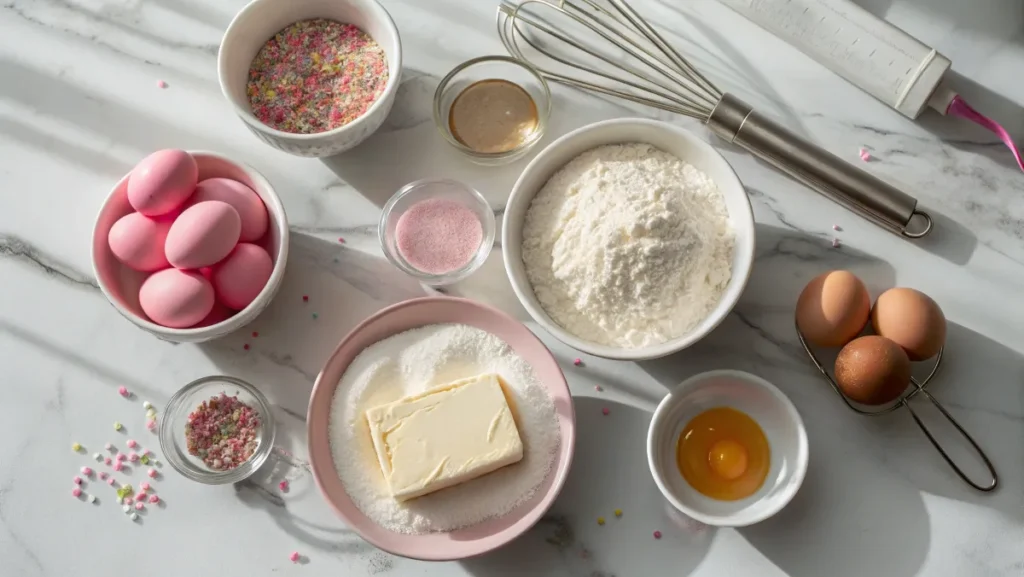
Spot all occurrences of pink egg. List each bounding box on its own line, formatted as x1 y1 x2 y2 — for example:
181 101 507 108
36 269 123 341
212 243 273 310
139 269 214 328
190 178 268 242
165 201 241 269
192 301 233 328
107 212 173 272
127 150 198 216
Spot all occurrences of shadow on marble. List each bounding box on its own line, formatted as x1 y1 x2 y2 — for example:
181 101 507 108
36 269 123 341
320 69 625 211
462 396 713 577
910 207 978 266
854 0 1024 36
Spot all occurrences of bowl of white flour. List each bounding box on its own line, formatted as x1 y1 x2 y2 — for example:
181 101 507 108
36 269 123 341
503 118 755 360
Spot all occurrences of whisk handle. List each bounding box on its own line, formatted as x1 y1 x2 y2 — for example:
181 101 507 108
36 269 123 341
706 93 931 238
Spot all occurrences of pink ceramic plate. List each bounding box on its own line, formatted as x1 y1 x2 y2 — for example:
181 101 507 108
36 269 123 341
307 297 576 561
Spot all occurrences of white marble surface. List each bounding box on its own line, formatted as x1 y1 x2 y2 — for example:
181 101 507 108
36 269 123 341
2 0 1023 575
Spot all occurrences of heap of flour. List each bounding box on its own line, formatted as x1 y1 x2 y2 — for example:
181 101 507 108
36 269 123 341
522 143 735 348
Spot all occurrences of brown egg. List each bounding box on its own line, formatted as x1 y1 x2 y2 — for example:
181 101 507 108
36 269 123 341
871 288 946 361
834 335 912 405
795 271 871 347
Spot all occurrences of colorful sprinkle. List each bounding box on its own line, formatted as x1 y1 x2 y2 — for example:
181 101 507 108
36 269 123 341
80 467 92 476
832 224 842 231
116 485 133 500
602 408 610 416
88 494 97 503
116 453 126 462
143 401 153 410
312 312 318 320
72 488 82 498
127 440 138 449
859 148 872 162
104 457 112 466
118 386 129 397
93 452 102 461
135 501 144 511
337 237 346 244
597 517 605 525
113 421 122 431
123 504 132 513
246 19 390 134
129 453 139 462
185 393 261 471
302 295 309 302
123 497 133 505
140 482 152 492
140 454 151 465
614 509 622 517
290 552 300 563
73 476 82 485
72 442 82 452
832 238 842 248
243 343 251 351
252 331 259 338
105 443 113 451
147 419 157 431
156 80 168 89
653 530 662 539
149 495 160 504
148 469 157 478
147 408 157 419
573 358 582 366
107 477 116 486
595 385 603 392
279 480 289 492
130 512 139 521
99 472 108 480
113 462 123 472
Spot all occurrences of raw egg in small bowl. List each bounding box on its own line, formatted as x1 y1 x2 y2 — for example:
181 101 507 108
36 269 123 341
92 151 289 343
647 370 808 527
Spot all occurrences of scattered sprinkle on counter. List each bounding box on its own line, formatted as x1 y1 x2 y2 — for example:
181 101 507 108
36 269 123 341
312 313 319 320
81 467 92 476
149 494 160 504
88 494 97 503
113 421 122 431
302 295 309 302
279 480 289 492
107 477 115 486
104 457 112 465
93 452 102 461
859 148 872 162
832 238 842 248
185 392 261 471
337 237 346 244
573 358 582 366
595 385 603 392
99 472 108 480
72 488 82 498
72 442 82 452
290 552 301 563
141 482 152 492
246 19 389 134
116 453 126 462
597 517 606 526
157 80 168 89
119 386 129 397
243 344 251 351
252 331 259 338
614 509 622 517
832 224 842 231
146 419 157 431
148 468 158 478
73 476 83 485
602 408 610 416
127 439 137 449
653 530 662 539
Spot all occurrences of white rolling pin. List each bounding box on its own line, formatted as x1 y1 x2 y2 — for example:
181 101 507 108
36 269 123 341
718 0 1023 171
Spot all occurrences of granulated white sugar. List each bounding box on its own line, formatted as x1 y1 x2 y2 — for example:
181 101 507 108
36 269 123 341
328 323 560 534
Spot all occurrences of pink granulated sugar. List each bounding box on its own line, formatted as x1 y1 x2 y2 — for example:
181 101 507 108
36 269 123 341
395 198 483 275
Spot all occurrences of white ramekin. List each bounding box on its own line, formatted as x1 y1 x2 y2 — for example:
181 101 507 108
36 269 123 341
218 0 403 157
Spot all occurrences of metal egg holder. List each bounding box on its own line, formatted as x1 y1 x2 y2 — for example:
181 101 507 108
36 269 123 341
795 324 998 491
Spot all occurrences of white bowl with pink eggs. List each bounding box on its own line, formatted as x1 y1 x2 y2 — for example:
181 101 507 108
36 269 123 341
92 150 289 343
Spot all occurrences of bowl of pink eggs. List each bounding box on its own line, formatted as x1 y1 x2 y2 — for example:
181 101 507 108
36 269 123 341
92 149 289 342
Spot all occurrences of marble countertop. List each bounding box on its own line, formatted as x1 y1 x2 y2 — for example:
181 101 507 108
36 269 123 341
2 0 1023 575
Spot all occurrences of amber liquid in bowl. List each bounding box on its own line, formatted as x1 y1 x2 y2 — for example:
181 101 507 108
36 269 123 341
448 79 539 154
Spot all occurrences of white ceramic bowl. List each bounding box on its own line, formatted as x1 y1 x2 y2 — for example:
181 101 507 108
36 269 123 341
92 151 289 343
647 370 808 527
502 118 756 360
218 0 402 157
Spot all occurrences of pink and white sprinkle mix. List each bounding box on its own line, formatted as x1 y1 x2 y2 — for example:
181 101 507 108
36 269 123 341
290 552 300 563
573 358 582 366
653 530 662 539
72 488 82 498
832 238 842 248
129 453 139 462
80 467 92 476
118 386 129 397
156 80 168 89
113 462 123 472
246 19 389 134
99 472 108 480
107 478 116 486
859 148 872 162
127 440 137 449
141 482 151 491
148 469 158 478
185 393 260 471
73 476 82 485
135 502 145 511
149 495 160 504
104 457 112 466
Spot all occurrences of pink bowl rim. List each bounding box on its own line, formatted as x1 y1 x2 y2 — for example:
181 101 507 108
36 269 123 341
306 296 576 560
90 149 289 337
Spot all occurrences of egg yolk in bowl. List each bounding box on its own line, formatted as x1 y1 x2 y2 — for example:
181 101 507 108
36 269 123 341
676 407 770 501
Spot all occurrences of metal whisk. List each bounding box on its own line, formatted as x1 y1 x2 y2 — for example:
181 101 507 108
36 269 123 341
497 0 933 238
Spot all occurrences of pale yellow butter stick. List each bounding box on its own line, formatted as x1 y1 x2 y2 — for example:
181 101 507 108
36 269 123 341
365 373 524 502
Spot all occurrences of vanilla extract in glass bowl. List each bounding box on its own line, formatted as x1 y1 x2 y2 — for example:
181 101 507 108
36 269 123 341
434 56 550 165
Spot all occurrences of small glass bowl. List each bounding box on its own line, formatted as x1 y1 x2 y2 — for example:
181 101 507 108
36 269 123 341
159 375 276 484
379 178 496 286
433 55 551 166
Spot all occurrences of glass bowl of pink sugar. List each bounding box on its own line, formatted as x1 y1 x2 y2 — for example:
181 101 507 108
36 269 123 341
379 178 495 286
159 375 276 484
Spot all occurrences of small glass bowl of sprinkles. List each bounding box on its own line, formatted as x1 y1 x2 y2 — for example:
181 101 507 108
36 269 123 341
433 55 551 165
379 178 496 286
159 375 276 484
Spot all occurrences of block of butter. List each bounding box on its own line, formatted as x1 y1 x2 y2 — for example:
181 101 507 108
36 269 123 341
365 373 524 501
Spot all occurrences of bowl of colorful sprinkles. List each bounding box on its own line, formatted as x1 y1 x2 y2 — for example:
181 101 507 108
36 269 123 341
218 0 402 157
159 375 276 484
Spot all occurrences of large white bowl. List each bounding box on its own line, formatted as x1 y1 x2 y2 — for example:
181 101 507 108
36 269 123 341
647 370 808 527
92 151 289 343
502 118 755 360
218 0 402 158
